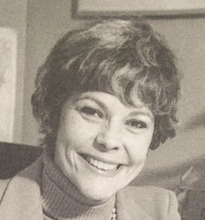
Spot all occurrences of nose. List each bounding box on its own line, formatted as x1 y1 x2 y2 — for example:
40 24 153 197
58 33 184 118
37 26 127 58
95 122 122 152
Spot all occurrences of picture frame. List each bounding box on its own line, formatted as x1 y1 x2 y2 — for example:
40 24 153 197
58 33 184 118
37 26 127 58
72 0 205 19
0 28 17 143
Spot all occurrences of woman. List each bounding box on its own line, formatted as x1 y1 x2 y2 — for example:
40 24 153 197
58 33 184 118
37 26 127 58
0 19 181 219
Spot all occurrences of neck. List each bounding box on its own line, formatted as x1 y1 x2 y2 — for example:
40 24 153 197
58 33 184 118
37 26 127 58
42 150 116 220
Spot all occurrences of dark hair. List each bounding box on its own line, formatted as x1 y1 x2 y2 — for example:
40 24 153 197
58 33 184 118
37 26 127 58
32 19 181 150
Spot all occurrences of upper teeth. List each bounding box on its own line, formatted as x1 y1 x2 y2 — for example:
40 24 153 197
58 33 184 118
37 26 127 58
88 157 118 171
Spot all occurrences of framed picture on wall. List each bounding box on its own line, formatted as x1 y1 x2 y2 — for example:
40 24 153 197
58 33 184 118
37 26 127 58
72 0 205 18
0 28 17 143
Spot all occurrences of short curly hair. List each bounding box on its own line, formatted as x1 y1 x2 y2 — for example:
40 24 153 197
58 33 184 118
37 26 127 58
32 19 181 150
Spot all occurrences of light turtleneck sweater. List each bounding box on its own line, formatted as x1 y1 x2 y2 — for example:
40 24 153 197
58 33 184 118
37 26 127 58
42 151 116 220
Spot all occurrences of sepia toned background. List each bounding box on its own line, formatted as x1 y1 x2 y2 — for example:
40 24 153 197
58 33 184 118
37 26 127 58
0 0 205 189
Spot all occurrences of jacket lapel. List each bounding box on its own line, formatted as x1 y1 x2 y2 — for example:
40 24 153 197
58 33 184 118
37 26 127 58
116 189 153 220
0 157 44 220
0 156 154 220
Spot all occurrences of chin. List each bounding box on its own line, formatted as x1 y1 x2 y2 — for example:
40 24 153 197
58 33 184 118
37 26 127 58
80 186 116 203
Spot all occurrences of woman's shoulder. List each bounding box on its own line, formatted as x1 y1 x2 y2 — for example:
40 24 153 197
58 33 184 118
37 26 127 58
0 156 43 201
118 185 180 219
122 185 174 197
0 178 10 200
120 185 177 204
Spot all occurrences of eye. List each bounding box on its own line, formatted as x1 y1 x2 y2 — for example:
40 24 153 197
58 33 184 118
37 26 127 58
126 119 147 131
80 106 103 119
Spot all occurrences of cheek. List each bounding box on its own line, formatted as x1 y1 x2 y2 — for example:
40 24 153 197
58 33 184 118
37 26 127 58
59 113 100 149
130 146 148 164
126 134 152 165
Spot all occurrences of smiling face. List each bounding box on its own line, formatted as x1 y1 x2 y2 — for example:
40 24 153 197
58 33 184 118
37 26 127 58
54 91 154 202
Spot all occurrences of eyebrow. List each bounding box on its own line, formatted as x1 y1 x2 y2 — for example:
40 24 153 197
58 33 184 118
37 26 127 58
77 95 108 111
77 95 154 122
128 111 154 122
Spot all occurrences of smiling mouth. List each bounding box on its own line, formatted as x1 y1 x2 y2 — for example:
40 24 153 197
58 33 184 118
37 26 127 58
80 154 120 172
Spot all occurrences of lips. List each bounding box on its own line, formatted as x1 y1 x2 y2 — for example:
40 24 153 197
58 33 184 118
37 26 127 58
80 154 119 171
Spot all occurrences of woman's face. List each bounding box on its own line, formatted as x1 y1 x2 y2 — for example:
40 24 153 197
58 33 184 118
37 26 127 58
54 91 154 202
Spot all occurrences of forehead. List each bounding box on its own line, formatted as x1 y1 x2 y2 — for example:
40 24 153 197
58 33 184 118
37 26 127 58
109 72 147 109
90 66 141 105
72 63 153 112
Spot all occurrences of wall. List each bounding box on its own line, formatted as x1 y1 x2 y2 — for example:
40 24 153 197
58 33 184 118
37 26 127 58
140 18 205 188
23 0 205 186
0 0 28 143
23 0 86 145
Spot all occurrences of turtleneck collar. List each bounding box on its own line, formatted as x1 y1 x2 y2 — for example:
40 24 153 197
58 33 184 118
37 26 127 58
42 150 116 220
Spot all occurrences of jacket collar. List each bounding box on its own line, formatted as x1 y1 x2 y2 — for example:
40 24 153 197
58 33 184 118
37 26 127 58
116 189 153 220
0 156 153 220
0 156 43 220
